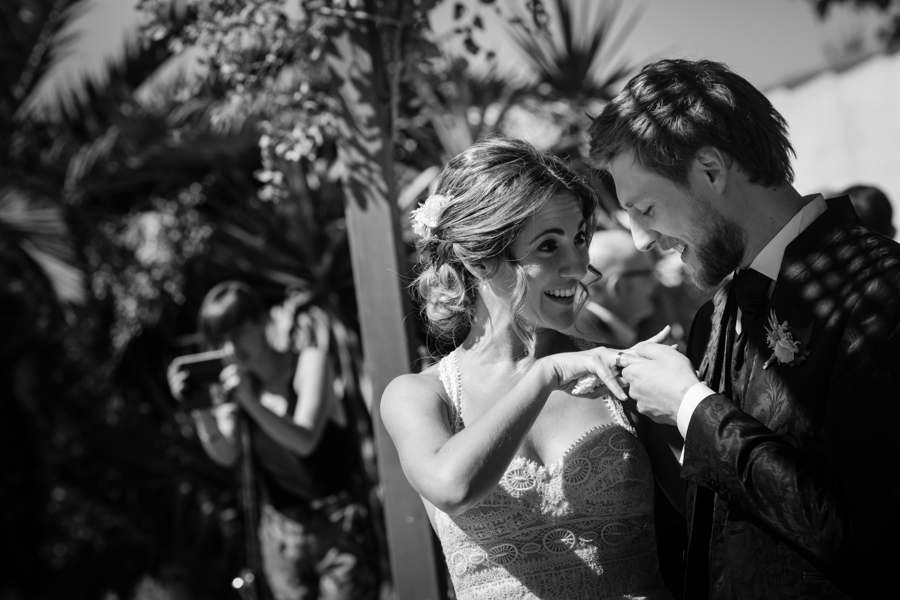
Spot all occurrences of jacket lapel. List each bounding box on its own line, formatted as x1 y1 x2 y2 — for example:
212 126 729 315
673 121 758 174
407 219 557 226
697 284 736 396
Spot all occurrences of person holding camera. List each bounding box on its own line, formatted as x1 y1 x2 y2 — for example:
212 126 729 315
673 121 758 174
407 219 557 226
168 281 377 600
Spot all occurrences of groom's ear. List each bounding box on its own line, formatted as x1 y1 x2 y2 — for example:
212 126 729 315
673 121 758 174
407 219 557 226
693 147 731 194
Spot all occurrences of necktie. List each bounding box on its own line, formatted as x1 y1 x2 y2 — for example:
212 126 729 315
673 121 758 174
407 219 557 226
732 268 771 328
730 268 772 370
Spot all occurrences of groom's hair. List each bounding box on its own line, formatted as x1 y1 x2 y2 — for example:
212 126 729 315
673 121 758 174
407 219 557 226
587 59 795 189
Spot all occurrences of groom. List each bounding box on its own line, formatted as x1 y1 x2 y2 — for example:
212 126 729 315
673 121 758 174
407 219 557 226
588 59 900 599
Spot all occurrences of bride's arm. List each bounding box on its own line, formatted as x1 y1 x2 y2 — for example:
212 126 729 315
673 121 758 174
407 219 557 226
381 350 625 515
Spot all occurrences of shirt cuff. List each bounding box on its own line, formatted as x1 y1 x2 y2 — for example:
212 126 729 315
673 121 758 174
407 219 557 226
677 382 715 439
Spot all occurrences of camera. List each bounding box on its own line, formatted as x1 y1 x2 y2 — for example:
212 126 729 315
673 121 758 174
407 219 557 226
171 349 230 385
169 349 231 409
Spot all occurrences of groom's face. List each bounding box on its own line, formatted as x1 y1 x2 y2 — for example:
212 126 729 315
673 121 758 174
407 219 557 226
608 150 746 292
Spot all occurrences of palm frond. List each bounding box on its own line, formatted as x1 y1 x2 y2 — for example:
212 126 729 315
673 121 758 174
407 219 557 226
4 12 191 205
52 29 179 143
0 0 89 128
504 0 644 101
17 238 86 304
64 118 259 216
0 186 85 304
402 56 524 163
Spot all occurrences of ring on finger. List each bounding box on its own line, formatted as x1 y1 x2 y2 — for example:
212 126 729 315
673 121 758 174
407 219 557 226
615 351 624 370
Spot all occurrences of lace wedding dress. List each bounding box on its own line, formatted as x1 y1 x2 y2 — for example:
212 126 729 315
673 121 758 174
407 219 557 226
434 350 671 600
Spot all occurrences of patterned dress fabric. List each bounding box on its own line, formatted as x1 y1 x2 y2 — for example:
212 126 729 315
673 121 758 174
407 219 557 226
434 350 671 600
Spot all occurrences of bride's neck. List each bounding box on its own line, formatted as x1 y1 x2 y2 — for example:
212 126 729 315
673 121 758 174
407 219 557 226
461 302 556 366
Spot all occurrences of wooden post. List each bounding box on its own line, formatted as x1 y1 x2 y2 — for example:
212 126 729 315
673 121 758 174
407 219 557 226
324 14 442 600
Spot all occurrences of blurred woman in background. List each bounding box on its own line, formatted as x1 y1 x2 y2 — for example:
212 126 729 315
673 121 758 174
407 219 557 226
168 282 377 600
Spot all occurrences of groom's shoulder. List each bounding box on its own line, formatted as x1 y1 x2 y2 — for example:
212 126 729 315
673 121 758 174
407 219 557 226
830 225 900 348
843 223 900 286
814 213 900 284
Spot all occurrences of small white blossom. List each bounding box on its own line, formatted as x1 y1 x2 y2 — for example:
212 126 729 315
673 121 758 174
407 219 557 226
410 194 449 239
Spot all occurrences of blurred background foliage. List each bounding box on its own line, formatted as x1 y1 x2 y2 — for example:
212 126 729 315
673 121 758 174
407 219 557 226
0 0 777 598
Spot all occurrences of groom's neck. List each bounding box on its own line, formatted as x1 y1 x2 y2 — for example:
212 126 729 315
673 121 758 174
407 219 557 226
733 183 808 269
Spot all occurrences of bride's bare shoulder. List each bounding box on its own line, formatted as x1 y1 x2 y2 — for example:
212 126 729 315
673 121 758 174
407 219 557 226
382 359 448 407
381 360 455 432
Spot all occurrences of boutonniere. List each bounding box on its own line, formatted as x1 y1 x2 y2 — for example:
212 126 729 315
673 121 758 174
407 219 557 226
763 309 809 369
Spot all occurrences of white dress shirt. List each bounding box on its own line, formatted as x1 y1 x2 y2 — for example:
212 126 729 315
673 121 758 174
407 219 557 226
675 194 828 442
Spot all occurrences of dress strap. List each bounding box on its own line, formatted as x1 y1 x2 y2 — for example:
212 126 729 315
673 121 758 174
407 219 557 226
437 349 465 433
605 395 636 434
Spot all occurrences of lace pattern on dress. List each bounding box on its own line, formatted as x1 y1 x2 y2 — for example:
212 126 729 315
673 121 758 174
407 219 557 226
432 349 670 600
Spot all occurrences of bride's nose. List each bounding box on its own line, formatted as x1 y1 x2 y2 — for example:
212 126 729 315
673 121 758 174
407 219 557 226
560 244 588 279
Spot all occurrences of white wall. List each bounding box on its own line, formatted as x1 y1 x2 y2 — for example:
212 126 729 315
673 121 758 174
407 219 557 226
766 53 900 239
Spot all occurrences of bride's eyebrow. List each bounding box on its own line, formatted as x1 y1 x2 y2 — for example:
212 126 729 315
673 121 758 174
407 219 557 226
528 227 564 244
527 219 586 245
528 219 587 246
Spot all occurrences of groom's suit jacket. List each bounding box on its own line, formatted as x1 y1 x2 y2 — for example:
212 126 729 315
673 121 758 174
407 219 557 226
683 197 900 599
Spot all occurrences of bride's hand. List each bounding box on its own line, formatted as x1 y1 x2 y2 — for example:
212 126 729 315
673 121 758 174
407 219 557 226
542 346 630 401
544 327 674 401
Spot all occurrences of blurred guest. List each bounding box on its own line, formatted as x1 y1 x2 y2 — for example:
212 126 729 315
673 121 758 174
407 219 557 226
168 282 377 600
841 184 896 238
568 228 659 346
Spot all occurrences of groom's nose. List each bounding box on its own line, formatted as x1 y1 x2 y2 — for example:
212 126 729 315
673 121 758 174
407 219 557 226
629 217 657 252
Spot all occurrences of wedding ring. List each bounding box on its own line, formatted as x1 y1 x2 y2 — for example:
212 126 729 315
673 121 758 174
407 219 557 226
615 351 624 370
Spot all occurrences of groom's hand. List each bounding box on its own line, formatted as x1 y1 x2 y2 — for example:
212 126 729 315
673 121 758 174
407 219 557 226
618 343 700 426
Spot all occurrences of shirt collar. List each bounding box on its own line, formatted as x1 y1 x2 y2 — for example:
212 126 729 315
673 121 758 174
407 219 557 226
748 194 827 281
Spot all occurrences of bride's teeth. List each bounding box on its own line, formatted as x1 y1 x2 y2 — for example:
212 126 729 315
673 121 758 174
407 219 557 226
546 287 575 298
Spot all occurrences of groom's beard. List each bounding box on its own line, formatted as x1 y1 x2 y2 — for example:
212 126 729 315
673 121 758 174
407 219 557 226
689 210 746 293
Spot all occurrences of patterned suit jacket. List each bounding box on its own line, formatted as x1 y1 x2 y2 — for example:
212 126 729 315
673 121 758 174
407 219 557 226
683 197 900 599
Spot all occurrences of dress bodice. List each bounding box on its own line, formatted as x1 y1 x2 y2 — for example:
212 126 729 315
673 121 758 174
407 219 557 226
434 350 670 600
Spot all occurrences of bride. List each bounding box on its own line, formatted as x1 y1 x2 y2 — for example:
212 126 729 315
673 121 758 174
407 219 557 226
381 135 680 599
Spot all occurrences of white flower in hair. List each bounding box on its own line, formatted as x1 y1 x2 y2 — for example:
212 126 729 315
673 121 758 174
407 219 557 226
410 194 448 238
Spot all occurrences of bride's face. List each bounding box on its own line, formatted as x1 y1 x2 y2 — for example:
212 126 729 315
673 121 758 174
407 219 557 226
491 194 589 333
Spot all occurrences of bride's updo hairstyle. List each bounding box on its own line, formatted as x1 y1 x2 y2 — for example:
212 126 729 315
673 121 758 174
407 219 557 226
411 135 598 351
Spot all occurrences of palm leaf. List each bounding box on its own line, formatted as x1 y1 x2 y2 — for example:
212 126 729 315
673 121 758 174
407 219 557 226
4 11 193 215
51 29 179 144
504 0 644 101
0 0 89 128
70 123 259 212
0 186 85 304
400 52 526 165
